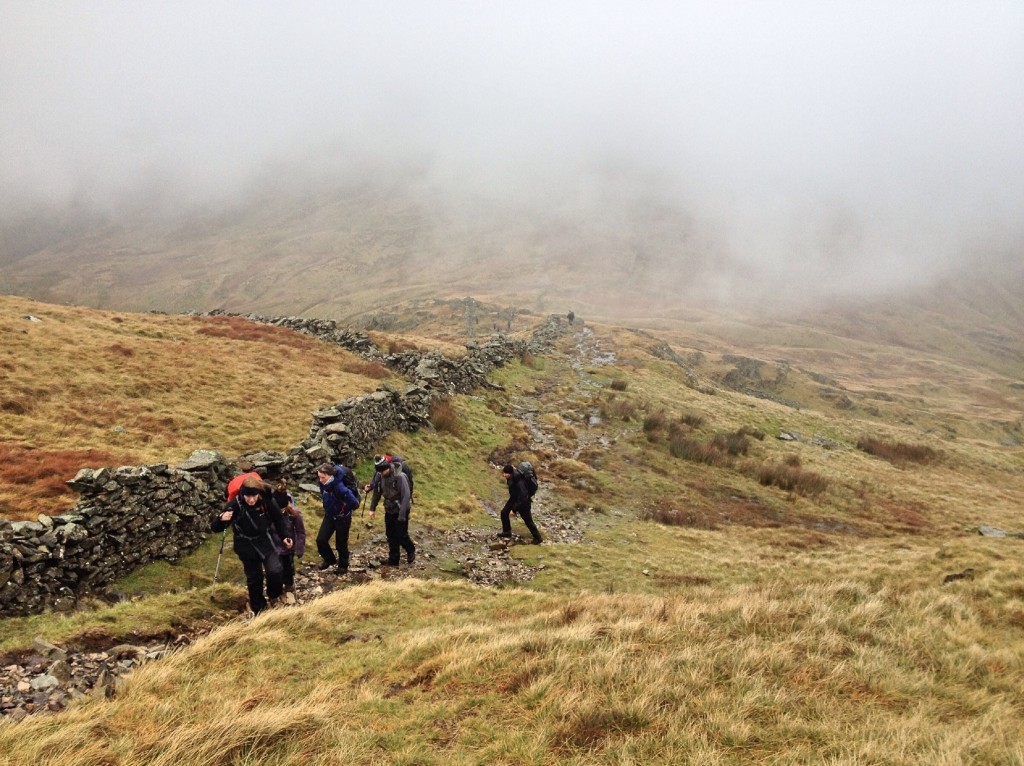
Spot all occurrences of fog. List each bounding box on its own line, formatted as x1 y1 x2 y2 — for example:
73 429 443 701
2 1 1022 302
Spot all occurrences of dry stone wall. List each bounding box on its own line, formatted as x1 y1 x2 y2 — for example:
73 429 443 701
0 314 570 615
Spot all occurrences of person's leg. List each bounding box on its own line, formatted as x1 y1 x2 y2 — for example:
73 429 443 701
241 557 267 614
280 553 295 591
336 515 352 571
264 551 284 600
519 506 543 543
499 506 512 536
316 515 338 567
383 514 401 565
397 518 416 563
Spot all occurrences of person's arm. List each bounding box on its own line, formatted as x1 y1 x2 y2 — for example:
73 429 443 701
397 474 411 522
211 501 234 532
267 497 293 549
369 478 382 513
341 483 359 512
510 478 529 514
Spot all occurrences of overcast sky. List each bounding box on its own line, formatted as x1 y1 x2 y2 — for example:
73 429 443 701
2 1 1022 290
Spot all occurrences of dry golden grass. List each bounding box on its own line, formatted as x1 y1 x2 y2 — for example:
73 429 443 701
1 577 1022 765
2 299 1023 764
0 296 391 519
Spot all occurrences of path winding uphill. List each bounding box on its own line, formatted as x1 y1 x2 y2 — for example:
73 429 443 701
294 321 619 598
1 323 622 719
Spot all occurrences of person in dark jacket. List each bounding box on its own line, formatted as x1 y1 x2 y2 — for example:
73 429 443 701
368 455 416 566
499 464 542 544
315 463 360 574
271 480 306 604
211 477 292 615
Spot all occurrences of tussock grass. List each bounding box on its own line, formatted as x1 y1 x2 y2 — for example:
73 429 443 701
2 578 1023 765
755 460 830 496
857 435 941 466
428 399 461 436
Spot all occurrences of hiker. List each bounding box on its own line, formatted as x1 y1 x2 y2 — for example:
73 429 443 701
567 310 575 323
272 480 306 604
315 463 360 574
211 476 292 615
498 464 543 544
368 455 416 566
364 453 415 499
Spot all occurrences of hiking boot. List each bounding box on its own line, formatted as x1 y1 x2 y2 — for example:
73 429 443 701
379 558 399 567
407 551 416 565
496 532 512 539
531 538 543 545
318 561 334 571
336 565 349 575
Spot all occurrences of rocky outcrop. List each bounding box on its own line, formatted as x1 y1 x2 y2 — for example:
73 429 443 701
0 314 572 616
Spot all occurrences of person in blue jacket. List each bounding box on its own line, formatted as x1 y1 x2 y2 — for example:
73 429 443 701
315 463 360 574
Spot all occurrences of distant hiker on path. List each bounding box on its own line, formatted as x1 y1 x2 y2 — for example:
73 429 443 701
272 480 306 604
567 311 575 323
315 463 360 574
498 464 543 544
211 477 292 615
368 455 416 566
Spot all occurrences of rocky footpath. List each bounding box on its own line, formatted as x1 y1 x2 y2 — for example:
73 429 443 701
0 314 573 617
0 317 589 718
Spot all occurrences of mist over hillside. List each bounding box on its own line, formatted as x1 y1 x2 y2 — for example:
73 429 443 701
2 3 1022 327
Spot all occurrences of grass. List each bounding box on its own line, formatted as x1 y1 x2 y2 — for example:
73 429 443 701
857 435 942 466
1 575 1023 765
2 301 1024 763
0 296 394 520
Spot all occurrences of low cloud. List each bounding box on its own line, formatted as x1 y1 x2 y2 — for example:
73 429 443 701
2 1 1022 302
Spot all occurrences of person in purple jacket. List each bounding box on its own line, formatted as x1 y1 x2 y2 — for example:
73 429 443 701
315 463 360 574
272 480 306 604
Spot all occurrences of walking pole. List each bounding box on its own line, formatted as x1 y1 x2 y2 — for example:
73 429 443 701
212 529 228 592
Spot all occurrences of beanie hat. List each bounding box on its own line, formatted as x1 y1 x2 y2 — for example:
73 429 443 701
502 464 515 475
374 455 391 471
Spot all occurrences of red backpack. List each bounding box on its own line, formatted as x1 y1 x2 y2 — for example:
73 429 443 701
226 471 262 502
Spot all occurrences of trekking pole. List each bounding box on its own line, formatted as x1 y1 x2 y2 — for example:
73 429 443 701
212 529 228 590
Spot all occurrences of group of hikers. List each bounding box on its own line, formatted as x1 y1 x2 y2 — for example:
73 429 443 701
212 454 542 615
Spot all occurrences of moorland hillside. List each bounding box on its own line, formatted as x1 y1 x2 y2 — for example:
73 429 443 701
3 182 1022 359
0 290 1022 762
1 193 1023 761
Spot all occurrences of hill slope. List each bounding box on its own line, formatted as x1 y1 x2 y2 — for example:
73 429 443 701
0 299 1022 762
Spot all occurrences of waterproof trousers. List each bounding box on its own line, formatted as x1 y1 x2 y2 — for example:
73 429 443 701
316 514 351 570
241 552 283 615
384 513 416 565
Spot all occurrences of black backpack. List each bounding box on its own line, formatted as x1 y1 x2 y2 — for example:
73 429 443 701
517 461 538 497
334 465 361 504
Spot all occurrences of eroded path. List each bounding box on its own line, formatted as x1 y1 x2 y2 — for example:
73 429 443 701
1 323 622 719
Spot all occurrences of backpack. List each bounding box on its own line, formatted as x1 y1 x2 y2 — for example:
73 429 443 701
380 454 415 498
517 461 538 497
334 465 361 504
226 471 262 503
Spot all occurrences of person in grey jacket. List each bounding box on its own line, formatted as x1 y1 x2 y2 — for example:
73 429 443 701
368 455 416 566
